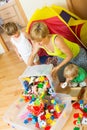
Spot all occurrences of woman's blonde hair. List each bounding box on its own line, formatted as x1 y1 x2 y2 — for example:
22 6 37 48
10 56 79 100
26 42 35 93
64 64 78 78
29 22 49 41
4 22 18 36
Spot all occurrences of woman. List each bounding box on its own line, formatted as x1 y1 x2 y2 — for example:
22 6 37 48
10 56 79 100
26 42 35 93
28 22 87 81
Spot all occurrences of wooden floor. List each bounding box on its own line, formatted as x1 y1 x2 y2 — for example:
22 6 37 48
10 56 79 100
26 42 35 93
0 51 26 130
0 51 86 130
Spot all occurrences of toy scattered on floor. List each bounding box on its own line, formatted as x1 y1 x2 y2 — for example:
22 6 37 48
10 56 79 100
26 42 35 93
73 127 80 130
73 100 87 129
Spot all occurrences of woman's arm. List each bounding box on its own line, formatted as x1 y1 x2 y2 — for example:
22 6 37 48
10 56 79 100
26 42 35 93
51 36 73 79
27 53 36 66
55 35 73 68
27 41 41 66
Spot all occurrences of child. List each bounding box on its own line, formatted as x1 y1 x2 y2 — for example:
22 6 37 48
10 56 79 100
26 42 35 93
61 64 87 88
28 22 87 81
4 22 39 65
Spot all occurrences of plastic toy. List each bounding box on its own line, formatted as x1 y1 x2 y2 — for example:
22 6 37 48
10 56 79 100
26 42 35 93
82 117 87 125
79 100 84 109
73 127 80 130
73 102 87 117
16 65 71 129
61 82 67 88
19 91 65 130
22 75 55 98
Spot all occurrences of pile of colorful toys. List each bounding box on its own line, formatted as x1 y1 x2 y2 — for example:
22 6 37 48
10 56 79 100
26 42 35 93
73 100 87 130
18 75 65 130
22 76 54 96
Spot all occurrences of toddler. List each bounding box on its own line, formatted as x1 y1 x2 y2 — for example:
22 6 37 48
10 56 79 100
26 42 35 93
61 64 87 88
4 22 39 65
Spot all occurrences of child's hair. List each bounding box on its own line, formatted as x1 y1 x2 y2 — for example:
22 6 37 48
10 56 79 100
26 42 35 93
64 64 78 78
4 22 18 36
29 22 49 42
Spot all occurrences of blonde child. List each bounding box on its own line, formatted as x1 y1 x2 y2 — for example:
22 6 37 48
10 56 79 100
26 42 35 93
4 22 39 65
61 64 87 88
28 22 87 81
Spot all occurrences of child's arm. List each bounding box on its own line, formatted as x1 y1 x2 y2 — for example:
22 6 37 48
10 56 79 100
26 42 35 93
12 44 22 60
23 32 30 40
22 32 40 65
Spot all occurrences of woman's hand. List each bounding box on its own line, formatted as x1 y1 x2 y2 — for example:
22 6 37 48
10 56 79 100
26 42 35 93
27 41 41 66
32 41 41 55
